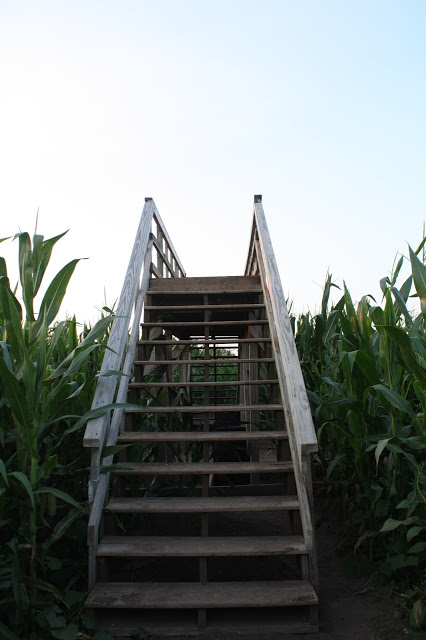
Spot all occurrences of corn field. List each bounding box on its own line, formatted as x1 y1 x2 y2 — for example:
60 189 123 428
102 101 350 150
0 231 425 638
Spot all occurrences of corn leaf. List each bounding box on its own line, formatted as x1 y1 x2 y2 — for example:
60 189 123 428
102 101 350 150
409 245 426 319
34 259 80 333
372 384 417 419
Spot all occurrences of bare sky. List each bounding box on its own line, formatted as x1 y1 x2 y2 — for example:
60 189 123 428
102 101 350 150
1 0 425 323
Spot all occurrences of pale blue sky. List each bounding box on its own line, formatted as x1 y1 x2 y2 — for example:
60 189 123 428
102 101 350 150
0 1 425 321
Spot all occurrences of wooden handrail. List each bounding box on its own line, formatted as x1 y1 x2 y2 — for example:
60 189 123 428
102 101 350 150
245 196 318 463
245 197 318 552
83 198 185 588
83 199 185 494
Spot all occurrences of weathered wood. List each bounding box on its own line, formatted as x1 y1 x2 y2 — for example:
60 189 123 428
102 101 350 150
97 535 306 557
145 303 265 311
124 403 282 413
134 358 275 365
142 319 268 327
90 610 318 636
111 461 293 475
138 337 271 345
250 202 317 459
128 379 278 388
153 209 185 277
255 237 314 550
118 430 288 442
148 275 261 293
83 200 156 450
86 580 318 609
106 495 299 513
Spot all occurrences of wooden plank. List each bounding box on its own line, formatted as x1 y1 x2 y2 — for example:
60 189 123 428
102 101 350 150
111 461 293 475
128 379 278 388
251 202 317 458
134 358 274 365
142 320 268 327
124 404 282 414
145 304 265 311
150 264 162 279
118 430 288 443
138 338 271 345
106 495 299 513
148 276 261 293
89 609 318 636
153 208 185 277
86 580 317 609
97 535 307 557
83 200 156 449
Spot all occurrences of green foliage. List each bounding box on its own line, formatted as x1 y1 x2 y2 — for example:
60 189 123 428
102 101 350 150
294 246 426 632
0 232 113 638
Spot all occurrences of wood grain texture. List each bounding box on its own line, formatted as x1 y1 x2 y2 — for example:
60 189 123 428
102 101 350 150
106 495 299 513
142 319 268 327
97 535 307 557
124 403 282 413
111 461 293 475
250 202 317 458
83 200 156 449
153 210 185 277
148 275 261 292
133 358 275 365
145 303 265 311
138 338 271 345
117 430 288 442
128 379 278 388
86 580 317 609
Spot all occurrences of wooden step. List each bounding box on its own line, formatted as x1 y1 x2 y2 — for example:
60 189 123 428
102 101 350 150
97 535 306 557
138 338 270 345
145 303 265 311
125 404 282 414
128 380 278 388
134 358 275 365
142 320 268 327
111 461 293 475
86 580 318 609
118 430 288 443
148 275 262 294
106 495 299 513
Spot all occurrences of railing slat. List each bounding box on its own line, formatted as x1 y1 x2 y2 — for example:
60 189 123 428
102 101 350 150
249 201 318 462
83 199 155 450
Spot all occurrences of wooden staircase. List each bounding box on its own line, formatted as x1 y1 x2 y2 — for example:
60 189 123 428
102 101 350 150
83 197 319 636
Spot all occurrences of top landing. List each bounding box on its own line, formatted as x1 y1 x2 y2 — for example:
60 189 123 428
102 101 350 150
148 275 262 294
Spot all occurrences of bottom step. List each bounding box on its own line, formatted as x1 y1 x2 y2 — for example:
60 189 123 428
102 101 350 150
86 580 318 609
89 605 319 636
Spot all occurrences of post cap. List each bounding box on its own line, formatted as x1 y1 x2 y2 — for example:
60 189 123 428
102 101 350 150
145 197 153 202
254 195 262 203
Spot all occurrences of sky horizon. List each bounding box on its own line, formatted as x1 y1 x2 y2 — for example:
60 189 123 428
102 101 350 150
1 1 424 323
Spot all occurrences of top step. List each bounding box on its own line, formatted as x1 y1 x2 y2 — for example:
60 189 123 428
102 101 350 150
149 276 262 294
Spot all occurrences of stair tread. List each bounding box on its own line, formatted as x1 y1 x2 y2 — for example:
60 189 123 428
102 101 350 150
128 380 278 388
145 303 265 310
148 275 262 294
139 337 270 345
86 580 318 609
125 404 282 413
112 461 293 475
142 320 268 327
106 495 299 513
118 430 288 442
97 535 307 557
134 358 275 365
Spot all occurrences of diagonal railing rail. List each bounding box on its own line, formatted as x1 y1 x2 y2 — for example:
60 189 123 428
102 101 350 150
83 198 185 588
245 195 318 589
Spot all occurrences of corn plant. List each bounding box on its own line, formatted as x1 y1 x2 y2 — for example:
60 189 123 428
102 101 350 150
294 241 426 632
0 232 115 639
